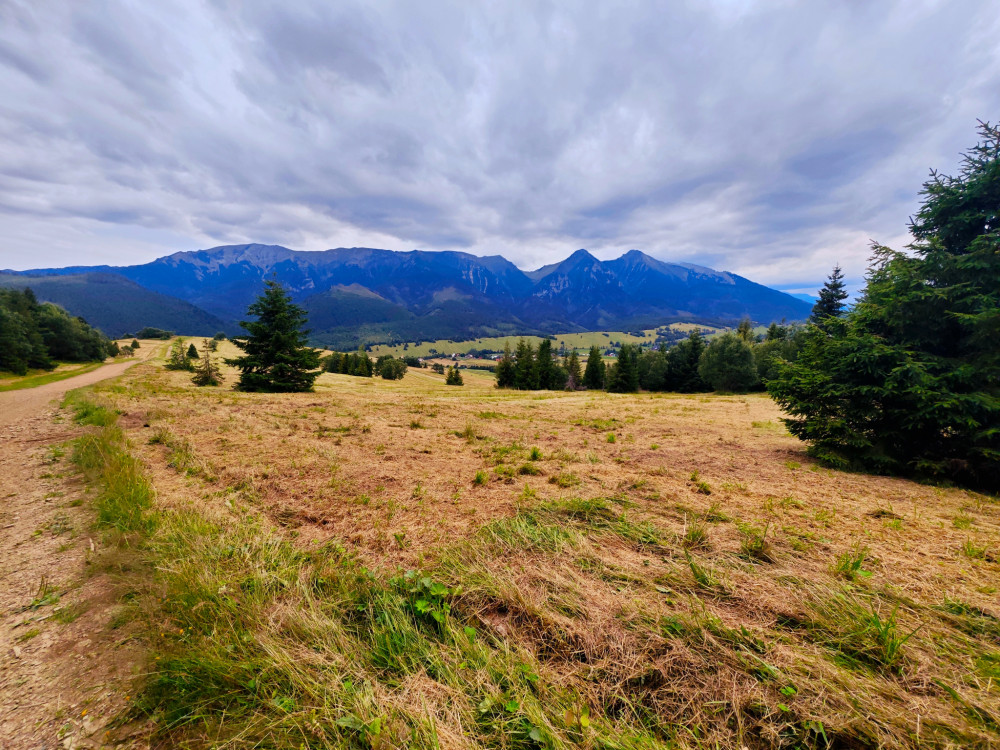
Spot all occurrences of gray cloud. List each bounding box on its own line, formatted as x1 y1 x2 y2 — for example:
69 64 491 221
1 0 998 296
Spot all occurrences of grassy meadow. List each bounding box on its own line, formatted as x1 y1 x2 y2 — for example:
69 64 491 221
70 339 999 749
366 325 723 359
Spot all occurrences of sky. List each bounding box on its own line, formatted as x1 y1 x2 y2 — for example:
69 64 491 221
1 1 998 295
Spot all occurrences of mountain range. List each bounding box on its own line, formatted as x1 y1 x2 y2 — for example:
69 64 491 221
3 244 812 346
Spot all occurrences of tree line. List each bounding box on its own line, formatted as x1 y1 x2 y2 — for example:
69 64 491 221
321 347 421 380
493 320 806 395
0 288 116 374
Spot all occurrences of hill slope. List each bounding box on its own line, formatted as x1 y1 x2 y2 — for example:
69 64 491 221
0 273 230 338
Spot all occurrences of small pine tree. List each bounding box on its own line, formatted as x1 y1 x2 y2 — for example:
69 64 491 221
445 365 464 386
225 280 320 392
131 339 140 349
187 342 199 359
582 345 605 389
764 322 787 341
811 265 849 323
192 341 225 387
165 339 195 371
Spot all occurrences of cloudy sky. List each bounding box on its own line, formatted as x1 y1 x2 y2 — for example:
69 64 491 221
1 1 997 294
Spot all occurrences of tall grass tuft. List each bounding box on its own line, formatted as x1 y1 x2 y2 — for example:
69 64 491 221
70 397 154 535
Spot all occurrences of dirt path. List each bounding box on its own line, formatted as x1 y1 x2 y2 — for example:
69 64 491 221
0 353 159 749
0 354 152 430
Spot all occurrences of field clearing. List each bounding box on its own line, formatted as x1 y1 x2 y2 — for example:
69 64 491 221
367 325 724 359
76 341 1000 748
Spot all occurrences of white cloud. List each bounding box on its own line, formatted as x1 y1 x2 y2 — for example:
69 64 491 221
0 0 998 296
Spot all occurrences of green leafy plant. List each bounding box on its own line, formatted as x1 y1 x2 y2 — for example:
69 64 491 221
833 545 873 579
398 571 455 626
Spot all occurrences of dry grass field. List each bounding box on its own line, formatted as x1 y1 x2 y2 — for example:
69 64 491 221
70 339 1000 749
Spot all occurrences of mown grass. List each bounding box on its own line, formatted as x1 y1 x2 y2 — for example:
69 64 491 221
66 373 1000 750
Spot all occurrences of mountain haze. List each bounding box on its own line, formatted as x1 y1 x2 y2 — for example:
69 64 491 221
6 244 811 345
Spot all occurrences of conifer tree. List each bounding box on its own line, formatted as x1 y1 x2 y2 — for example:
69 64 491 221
770 122 1000 488
187 342 199 359
665 329 709 392
565 350 582 389
192 340 225 387
764 323 787 341
810 265 849 323
165 339 195 371
513 339 537 390
495 341 515 388
226 280 320 392
535 339 558 389
582 345 605 389
445 365 464 386
607 343 640 393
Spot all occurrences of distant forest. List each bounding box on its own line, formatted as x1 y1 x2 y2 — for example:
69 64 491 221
0 287 115 374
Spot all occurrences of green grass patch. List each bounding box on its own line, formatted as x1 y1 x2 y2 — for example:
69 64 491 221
0 362 103 392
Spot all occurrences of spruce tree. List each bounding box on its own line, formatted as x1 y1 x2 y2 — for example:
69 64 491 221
665 330 709 392
165 339 195 371
582 345 605 389
226 280 320 392
495 341 515 388
565 350 582 389
535 339 558 389
187 342 199 359
445 365 464 386
513 339 537 390
192 341 225 386
810 265 849 323
607 343 640 393
764 323 787 341
770 122 1000 488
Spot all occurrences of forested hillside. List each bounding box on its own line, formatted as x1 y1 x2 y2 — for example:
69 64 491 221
0 287 114 374
0 273 231 338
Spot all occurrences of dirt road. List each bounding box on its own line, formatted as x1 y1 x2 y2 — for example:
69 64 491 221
0 354 155 430
0 352 158 748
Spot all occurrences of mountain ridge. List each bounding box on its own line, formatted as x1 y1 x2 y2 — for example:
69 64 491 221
5 244 812 345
